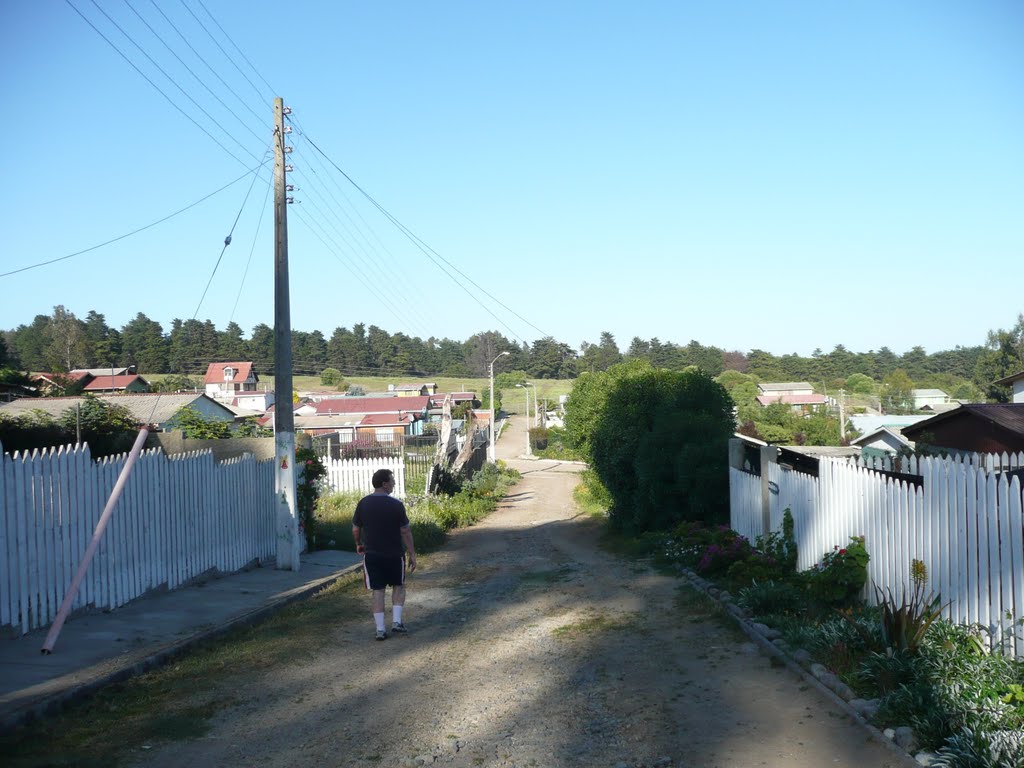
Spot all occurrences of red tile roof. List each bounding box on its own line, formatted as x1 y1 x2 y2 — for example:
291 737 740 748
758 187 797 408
359 413 411 426
312 396 429 416
82 375 147 391
204 362 255 385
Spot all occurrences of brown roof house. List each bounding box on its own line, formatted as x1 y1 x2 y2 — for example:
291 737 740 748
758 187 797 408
901 404 1024 455
82 374 151 394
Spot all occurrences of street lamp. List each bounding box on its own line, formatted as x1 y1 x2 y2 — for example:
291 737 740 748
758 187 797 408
488 351 510 462
516 382 536 456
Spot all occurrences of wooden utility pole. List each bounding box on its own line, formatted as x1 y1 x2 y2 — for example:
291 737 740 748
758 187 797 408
273 97 299 571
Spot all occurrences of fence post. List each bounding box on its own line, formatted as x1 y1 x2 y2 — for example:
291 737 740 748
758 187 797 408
759 445 779 537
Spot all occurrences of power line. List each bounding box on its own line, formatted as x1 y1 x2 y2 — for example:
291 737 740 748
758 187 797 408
65 0 252 168
193 0 276 99
291 124 552 342
193 150 273 319
123 0 267 147
85 0 262 163
0 162 269 279
147 0 267 127
230 174 273 325
177 0 267 104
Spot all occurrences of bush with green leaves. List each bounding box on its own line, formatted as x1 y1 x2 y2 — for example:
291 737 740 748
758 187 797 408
320 367 344 387
572 362 733 533
171 405 231 439
296 447 327 541
804 536 870 606
736 579 807 618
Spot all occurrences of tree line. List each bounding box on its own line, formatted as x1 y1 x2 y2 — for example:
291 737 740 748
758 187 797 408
2 307 1021 402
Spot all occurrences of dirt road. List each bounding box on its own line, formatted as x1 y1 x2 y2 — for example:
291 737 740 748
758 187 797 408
135 416 905 768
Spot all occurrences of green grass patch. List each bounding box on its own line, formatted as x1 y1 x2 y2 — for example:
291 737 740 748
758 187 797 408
552 610 638 639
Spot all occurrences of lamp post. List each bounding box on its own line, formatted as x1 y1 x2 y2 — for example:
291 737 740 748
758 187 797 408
517 382 536 456
488 351 510 462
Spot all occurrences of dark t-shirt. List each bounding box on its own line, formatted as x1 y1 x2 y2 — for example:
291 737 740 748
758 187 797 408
352 493 410 557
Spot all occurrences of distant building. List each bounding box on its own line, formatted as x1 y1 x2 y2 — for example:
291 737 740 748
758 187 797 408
757 382 814 397
994 370 1024 404
910 389 949 410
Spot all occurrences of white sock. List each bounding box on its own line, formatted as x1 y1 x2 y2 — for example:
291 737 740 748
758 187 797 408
374 612 385 632
393 605 403 624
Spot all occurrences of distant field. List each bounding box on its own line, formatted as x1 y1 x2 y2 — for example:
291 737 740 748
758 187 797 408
145 374 574 414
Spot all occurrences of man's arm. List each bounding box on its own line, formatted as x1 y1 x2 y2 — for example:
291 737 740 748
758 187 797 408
352 524 365 555
400 525 417 571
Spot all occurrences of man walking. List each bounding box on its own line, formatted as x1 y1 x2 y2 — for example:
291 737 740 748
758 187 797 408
352 468 417 640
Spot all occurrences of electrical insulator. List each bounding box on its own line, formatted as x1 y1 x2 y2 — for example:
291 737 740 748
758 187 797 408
284 146 293 154
285 164 293 172
286 197 295 204
283 126 292 134
283 106 292 115
286 185 294 191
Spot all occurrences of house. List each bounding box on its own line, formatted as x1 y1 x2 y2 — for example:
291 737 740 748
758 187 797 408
758 382 814 397
849 414 932 437
31 370 92 396
994 370 1024 404
755 393 829 413
901 404 1024 455
0 392 234 432
71 367 131 377
392 382 438 397
850 426 916 457
82 374 151 394
919 402 961 414
204 362 259 400
911 389 949 410
356 413 418 442
309 396 429 419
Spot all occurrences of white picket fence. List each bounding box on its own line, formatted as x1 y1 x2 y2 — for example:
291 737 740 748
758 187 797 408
321 456 407 499
1 442 278 635
730 449 1024 656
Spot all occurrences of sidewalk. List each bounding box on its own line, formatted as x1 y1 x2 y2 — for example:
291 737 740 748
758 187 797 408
0 549 363 733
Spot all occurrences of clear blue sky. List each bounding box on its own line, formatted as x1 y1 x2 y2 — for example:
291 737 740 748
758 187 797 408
2 1 1021 357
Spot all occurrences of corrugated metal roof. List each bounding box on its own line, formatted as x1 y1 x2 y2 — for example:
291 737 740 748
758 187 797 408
758 382 813 392
0 393 233 426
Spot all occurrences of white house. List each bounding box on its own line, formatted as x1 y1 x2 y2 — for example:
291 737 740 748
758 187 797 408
911 389 949 410
994 370 1024 404
205 362 259 399
757 382 814 397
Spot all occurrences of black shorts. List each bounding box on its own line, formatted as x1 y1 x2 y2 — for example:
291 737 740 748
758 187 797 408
363 553 406 590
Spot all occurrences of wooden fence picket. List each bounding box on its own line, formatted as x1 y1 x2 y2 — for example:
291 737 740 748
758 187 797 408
732 449 1024 657
0 444 282 634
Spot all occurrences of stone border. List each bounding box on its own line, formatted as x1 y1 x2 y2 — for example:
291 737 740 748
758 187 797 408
1 563 364 735
678 567 926 768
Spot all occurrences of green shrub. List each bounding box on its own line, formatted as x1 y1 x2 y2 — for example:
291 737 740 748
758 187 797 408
736 580 806 617
311 490 361 550
585 364 734 533
804 536 869 607
296 447 327 542
573 469 612 517
696 529 752 576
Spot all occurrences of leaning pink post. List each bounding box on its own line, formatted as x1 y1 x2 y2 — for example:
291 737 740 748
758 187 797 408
41 426 151 654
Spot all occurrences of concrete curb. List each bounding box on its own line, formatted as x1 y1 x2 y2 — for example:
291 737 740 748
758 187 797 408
1 562 364 735
678 569 922 768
